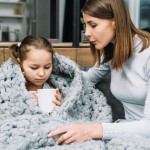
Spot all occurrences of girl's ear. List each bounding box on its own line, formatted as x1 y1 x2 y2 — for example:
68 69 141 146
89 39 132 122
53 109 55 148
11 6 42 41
17 58 20 62
17 58 24 73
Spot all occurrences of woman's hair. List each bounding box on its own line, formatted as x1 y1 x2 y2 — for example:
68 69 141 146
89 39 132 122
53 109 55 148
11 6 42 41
82 0 150 69
9 35 54 64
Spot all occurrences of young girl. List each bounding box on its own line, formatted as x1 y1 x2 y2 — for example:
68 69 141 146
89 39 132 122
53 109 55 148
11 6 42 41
9 35 61 107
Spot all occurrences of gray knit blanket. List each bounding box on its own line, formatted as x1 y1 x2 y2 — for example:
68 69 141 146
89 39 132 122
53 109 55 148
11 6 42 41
0 53 149 150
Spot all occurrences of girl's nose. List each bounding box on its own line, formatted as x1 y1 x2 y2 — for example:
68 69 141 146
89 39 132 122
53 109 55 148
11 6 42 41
38 69 45 76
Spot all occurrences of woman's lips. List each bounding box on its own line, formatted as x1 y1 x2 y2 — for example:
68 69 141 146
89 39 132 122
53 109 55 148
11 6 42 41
91 40 97 45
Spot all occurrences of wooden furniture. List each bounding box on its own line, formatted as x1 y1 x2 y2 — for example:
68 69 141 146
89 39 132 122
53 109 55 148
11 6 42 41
0 43 94 67
0 1 27 41
0 48 5 64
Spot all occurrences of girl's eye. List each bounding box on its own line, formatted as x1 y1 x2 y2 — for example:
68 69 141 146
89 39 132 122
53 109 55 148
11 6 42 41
30 67 38 70
30 64 52 70
44 64 52 69
44 66 50 69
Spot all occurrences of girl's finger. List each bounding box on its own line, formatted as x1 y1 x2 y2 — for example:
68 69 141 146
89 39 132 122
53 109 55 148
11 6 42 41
29 91 37 94
56 88 60 94
54 105 60 109
53 99 61 106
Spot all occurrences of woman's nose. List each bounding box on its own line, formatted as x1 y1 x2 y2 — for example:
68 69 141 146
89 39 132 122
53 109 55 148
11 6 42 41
84 27 90 38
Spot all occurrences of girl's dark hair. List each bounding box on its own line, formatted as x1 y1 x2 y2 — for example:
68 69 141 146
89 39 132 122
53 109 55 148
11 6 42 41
9 35 54 64
82 0 150 69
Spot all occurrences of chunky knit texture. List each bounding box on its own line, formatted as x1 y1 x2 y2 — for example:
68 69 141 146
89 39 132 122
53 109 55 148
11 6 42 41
0 53 111 150
106 136 150 150
1 53 149 149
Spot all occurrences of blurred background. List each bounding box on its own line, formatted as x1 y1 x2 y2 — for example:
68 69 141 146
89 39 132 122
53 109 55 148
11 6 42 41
0 0 150 44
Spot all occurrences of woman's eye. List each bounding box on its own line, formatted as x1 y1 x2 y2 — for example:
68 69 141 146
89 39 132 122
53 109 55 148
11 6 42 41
91 24 97 28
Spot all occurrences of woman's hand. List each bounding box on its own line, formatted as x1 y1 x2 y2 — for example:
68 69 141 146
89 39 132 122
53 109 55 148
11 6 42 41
53 88 62 108
48 123 103 144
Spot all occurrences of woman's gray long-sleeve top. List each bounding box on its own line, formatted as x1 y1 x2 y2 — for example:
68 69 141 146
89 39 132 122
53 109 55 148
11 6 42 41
83 35 150 140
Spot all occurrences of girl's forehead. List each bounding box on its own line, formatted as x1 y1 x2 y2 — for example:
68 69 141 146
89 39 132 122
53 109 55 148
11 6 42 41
26 48 52 60
23 50 52 66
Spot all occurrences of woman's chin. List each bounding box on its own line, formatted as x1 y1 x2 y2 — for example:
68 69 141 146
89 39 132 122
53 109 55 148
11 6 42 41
95 45 102 50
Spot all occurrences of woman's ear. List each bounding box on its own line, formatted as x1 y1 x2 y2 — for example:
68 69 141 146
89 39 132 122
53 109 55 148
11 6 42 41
112 20 116 29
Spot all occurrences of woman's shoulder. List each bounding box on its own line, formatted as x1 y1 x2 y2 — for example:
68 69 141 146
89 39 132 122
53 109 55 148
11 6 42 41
133 34 150 54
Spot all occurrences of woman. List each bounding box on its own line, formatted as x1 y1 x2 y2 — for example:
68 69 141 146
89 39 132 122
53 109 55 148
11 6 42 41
48 0 150 144
10 35 61 107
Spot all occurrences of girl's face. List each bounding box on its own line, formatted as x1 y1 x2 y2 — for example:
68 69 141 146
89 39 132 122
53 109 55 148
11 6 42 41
83 13 116 50
22 47 53 90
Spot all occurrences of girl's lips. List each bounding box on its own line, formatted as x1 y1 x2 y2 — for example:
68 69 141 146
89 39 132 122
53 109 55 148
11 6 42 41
36 79 45 83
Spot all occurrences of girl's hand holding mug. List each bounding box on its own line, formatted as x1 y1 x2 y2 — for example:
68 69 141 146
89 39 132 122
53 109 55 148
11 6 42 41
53 88 62 108
29 88 62 110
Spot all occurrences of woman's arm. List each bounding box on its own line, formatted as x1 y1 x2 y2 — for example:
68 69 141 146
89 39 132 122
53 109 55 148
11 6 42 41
82 61 111 86
48 85 150 143
102 119 150 140
102 54 150 140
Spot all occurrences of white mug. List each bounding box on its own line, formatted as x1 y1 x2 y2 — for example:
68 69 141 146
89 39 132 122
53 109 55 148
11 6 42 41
37 89 56 113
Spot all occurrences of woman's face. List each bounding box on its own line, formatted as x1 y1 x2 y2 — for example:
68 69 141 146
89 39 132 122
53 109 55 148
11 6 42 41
83 13 116 50
22 47 53 90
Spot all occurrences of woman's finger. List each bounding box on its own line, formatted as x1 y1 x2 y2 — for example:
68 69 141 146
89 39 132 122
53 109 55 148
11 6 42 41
62 136 76 144
56 130 73 144
48 126 68 138
56 135 65 144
